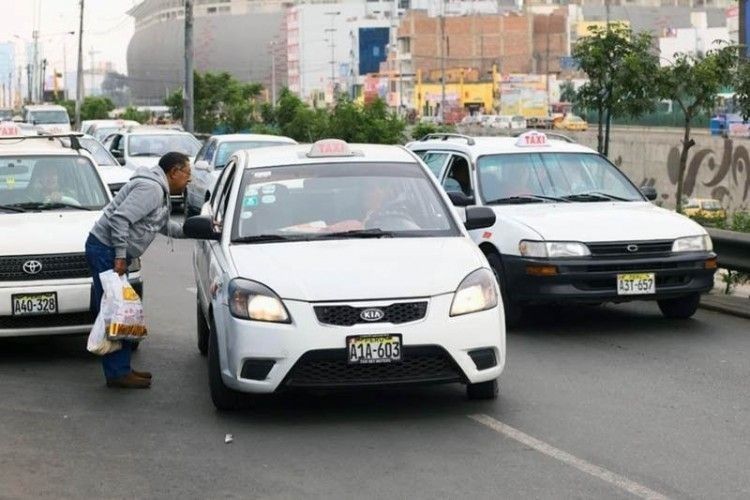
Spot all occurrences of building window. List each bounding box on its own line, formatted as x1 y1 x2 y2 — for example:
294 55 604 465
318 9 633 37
208 6 217 13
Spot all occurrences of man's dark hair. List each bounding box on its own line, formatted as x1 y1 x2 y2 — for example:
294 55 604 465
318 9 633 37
158 152 190 174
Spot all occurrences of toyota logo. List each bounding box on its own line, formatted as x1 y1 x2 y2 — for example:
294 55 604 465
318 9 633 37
360 308 385 322
626 244 639 253
22 260 43 275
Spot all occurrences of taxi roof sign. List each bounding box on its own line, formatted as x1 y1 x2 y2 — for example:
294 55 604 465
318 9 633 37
0 122 22 137
515 130 550 147
307 139 354 158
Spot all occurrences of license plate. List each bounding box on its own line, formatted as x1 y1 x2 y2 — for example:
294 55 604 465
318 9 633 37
12 292 58 316
616 273 655 295
347 334 402 364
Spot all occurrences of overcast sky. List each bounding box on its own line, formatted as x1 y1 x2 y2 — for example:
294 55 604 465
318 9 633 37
1 0 137 74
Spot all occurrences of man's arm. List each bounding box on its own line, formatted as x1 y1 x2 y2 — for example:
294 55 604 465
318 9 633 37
109 183 162 259
159 219 185 239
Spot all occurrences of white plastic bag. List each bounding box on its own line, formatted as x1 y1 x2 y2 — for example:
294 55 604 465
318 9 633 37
87 270 123 355
103 271 148 342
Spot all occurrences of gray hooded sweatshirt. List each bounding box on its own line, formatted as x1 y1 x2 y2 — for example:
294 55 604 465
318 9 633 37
90 166 184 259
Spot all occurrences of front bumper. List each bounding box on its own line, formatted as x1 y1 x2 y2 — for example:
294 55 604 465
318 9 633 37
502 252 716 304
0 274 143 337
215 293 505 394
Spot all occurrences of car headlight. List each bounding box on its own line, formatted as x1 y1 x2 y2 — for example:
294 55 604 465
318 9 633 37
127 258 141 273
228 278 291 323
672 235 712 252
450 268 498 317
519 240 591 258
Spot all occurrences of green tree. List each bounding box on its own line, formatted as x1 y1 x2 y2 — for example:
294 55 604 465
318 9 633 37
657 44 738 212
559 81 576 103
119 106 151 123
80 96 115 120
573 24 659 155
54 99 76 121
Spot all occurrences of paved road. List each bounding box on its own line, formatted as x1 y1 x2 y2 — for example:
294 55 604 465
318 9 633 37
2 234 749 499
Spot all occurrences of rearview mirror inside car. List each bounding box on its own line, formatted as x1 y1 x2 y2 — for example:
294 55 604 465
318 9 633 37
448 191 475 207
640 186 657 201
183 215 220 241
464 206 496 230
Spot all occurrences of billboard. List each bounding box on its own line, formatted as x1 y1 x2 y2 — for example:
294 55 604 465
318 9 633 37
497 74 549 118
358 27 389 75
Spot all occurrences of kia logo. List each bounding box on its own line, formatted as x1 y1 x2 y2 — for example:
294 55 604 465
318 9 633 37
626 244 639 253
22 260 43 275
360 308 385 322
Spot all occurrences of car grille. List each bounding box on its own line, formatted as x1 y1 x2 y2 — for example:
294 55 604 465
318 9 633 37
283 346 463 388
587 240 673 258
0 311 95 330
314 301 428 327
0 253 90 282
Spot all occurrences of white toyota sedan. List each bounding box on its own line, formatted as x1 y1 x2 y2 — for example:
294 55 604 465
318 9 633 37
185 139 504 410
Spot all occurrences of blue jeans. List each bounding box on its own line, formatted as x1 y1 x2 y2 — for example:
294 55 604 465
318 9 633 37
85 234 134 380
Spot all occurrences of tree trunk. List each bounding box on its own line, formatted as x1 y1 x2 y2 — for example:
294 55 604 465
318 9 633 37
676 116 696 213
604 105 612 157
596 102 605 154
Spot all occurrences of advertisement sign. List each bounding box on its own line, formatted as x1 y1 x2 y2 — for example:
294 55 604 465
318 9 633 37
497 74 549 118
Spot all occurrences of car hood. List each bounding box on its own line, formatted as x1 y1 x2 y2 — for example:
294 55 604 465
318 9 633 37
0 212 101 255
494 202 706 241
97 165 133 186
128 157 160 169
228 237 485 301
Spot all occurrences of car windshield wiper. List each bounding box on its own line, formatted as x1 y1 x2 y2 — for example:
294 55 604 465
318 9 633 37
232 233 310 244
485 195 563 205
563 192 630 202
318 228 396 239
0 204 27 213
13 202 92 211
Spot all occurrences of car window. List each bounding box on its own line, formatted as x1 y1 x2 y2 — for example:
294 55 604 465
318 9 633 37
29 110 69 125
79 138 118 167
416 151 450 178
203 140 217 164
232 162 459 241
442 154 473 196
214 162 237 227
128 134 201 157
214 141 290 169
110 135 125 154
0 155 109 210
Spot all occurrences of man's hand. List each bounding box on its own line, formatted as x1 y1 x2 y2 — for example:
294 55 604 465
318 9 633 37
114 258 128 276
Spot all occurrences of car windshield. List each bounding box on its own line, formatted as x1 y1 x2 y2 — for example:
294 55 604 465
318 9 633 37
79 138 118 166
0 110 13 121
0 155 109 211
477 152 644 203
215 141 289 168
232 162 459 242
129 134 200 157
702 200 721 210
29 110 69 124
93 127 121 142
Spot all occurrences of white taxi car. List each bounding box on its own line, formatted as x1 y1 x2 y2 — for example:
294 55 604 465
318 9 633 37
0 132 142 337
23 104 72 134
407 131 717 326
185 139 504 410
185 133 297 216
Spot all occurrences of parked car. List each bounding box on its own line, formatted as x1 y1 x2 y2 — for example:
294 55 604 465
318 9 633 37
22 104 71 134
0 132 142 338
186 138 503 409
408 131 717 326
488 116 513 130
555 115 588 132
73 134 134 196
88 120 141 143
683 198 727 221
185 133 297 216
510 115 527 130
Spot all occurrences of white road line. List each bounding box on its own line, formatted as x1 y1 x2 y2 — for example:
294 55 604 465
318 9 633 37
468 414 669 500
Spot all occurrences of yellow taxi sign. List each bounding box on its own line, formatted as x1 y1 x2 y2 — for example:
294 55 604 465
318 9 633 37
515 131 549 147
307 139 353 158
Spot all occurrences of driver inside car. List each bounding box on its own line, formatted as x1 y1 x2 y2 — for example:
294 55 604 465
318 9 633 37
25 161 79 205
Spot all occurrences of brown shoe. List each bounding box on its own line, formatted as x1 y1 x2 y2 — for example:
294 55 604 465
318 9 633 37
131 369 152 379
106 372 151 389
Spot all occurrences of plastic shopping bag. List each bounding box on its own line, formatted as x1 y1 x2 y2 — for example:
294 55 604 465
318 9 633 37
87 270 123 355
101 270 148 342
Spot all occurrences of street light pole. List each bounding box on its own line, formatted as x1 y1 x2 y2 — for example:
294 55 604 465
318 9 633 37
440 11 446 123
74 0 85 130
324 11 340 101
184 0 194 132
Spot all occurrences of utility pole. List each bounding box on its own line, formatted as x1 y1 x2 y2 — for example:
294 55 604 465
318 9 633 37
325 11 340 101
270 41 277 105
184 0 194 132
26 65 32 103
32 30 39 102
75 0 85 130
439 7 446 123
39 58 47 102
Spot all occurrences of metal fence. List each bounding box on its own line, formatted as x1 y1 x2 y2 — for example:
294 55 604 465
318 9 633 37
708 228 750 273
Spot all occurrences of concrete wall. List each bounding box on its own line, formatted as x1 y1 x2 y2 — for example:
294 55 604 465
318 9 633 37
575 128 750 213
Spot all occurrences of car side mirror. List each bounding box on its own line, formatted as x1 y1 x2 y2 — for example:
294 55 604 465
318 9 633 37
183 215 221 240
640 186 657 201
464 206 496 230
194 160 212 172
448 191 475 207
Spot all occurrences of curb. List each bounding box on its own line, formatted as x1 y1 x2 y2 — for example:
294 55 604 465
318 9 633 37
699 294 750 320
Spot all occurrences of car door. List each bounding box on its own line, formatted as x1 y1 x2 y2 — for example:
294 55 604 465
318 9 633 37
413 150 451 179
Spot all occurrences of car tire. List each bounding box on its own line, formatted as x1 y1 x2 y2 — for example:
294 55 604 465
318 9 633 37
657 292 701 319
485 252 524 329
208 316 244 411
467 378 498 400
196 301 209 356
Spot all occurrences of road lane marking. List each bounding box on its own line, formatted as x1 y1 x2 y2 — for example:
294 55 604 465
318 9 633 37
468 414 669 500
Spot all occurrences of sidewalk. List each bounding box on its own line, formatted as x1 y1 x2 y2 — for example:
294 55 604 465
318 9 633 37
699 272 750 320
